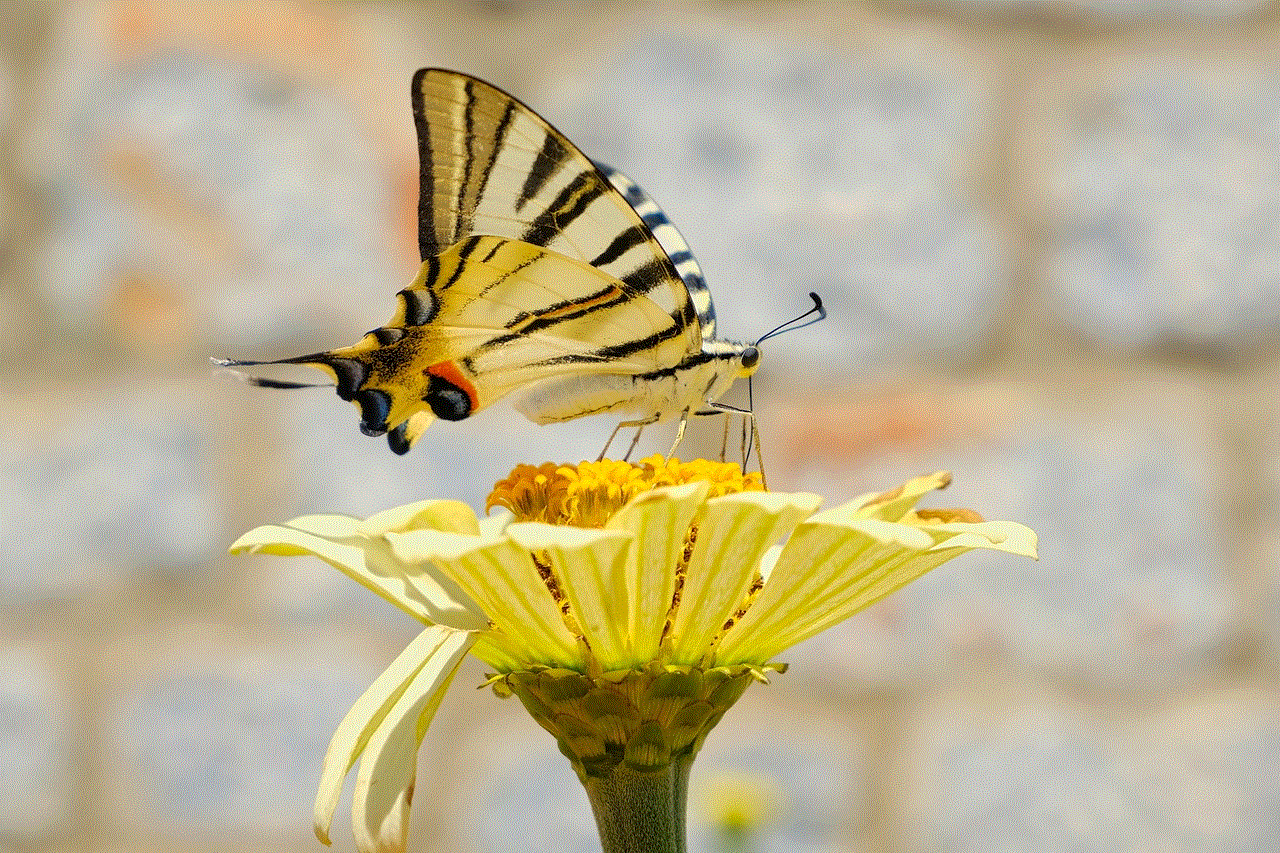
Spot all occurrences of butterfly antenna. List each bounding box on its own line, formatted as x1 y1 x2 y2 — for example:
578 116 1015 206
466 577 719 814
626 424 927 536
742 292 826 472
753 292 826 346
210 356 335 390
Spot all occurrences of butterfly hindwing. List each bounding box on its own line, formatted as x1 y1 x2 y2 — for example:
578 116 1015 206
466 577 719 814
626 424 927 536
299 234 695 443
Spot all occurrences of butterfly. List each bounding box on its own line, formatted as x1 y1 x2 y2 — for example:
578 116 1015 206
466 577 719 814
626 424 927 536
217 69 823 461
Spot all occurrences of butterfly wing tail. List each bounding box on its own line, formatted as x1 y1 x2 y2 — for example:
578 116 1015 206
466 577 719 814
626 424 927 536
212 335 450 454
387 411 436 454
212 356 335 391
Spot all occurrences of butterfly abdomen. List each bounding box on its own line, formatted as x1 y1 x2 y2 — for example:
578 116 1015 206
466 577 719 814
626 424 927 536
515 346 746 425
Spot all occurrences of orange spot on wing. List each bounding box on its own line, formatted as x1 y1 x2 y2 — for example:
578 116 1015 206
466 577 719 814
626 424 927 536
426 360 480 410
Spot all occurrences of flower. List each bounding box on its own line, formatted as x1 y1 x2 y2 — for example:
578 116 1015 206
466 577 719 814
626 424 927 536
230 457 1036 853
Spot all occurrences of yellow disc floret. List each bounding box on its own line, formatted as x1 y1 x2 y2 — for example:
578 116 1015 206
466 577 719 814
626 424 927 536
488 455 764 527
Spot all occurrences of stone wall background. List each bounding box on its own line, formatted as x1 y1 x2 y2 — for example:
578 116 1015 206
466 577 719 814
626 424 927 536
2 2 1278 851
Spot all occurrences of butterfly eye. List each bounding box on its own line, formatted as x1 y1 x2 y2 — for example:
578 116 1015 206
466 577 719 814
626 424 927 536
740 346 760 372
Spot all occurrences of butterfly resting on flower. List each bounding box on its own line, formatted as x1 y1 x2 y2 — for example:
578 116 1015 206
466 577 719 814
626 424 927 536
216 69 823 459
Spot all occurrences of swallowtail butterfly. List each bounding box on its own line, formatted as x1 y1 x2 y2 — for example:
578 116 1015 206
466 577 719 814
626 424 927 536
217 69 822 459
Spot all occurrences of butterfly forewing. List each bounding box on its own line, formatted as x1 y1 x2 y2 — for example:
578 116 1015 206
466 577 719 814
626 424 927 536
413 69 698 341
593 162 718 340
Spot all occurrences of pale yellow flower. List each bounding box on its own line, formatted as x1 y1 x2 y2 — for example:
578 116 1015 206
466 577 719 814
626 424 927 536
230 457 1036 853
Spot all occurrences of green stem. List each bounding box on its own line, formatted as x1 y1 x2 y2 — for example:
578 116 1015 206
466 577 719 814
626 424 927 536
581 756 693 853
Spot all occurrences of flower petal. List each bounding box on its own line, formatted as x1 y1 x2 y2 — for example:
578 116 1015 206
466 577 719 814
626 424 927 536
853 471 951 521
668 491 821 665
360 499 481 537
314 624 474 848
478 509 513 537
230 522 487 630
388 530 581 669
922 520 1039 558
717 507 1030 664
350 626 473 853
605 482 710 665
507 521 637 671
286 513 363 538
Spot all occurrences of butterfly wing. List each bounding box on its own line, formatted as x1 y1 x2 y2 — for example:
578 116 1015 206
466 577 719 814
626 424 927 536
413 68 701 338
222 70 724 454
258 234 697 452
590 162 718 341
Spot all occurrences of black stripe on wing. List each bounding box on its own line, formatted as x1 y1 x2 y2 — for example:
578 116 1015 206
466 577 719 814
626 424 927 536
412 68 440 259
520 170 610 247
592 161 717 340
518 131 570 213
413 70 526 259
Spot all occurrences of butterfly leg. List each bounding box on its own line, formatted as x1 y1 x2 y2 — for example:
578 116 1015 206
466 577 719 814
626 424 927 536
700 402 767 489
666 408 700 460
624 422 648 461
599 414 660 462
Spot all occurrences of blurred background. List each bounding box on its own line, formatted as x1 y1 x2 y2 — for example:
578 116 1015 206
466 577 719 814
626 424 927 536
2 1 1278 851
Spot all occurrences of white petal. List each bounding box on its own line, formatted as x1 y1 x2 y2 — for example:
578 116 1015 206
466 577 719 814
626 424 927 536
757 544 783 582
478 509 513 537
314 625 474 848
924 520 1039 558
668 492 821 664
351 627 473 853
389 530 581 668
508 522 636 670
851 471 952 521
285 513 363 537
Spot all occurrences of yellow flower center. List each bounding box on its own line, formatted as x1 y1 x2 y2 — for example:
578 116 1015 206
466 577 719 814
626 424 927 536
488 455 764 527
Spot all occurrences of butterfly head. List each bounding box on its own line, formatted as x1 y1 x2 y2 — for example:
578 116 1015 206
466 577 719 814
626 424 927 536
737 344 761 378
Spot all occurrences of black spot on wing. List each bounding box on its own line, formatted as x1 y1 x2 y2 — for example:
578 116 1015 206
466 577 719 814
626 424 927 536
355 389 392 436
325 357 369 401
373 327 406 345
425 374 473 421
388 421 412 455
400 287 438 326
